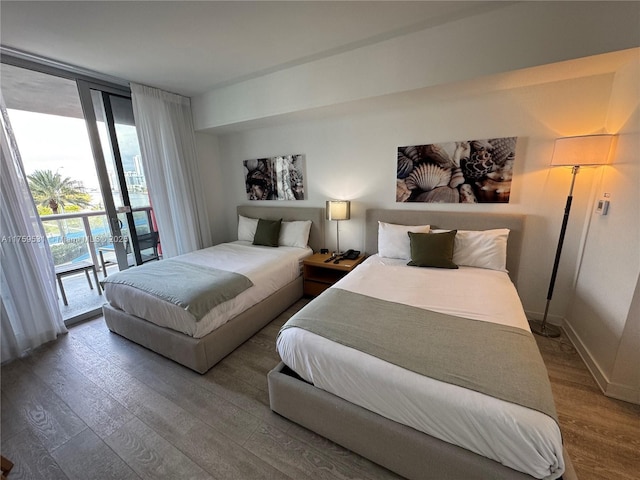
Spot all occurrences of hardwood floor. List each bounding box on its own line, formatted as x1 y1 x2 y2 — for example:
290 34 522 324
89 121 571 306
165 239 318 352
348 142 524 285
1 299 638 480
533 334 640 480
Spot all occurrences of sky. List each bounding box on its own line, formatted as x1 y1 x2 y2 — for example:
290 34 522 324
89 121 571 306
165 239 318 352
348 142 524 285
9 109 141 194
10 109 100 190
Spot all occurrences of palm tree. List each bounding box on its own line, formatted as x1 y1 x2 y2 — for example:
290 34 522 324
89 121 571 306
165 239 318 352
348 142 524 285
28 169 92 243
27 169 91 214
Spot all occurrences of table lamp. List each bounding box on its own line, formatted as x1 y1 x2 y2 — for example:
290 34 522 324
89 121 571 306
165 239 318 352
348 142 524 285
326 200 350 254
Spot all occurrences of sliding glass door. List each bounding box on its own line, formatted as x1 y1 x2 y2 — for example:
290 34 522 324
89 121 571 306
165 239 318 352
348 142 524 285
78 81 156 273
1 59 157 322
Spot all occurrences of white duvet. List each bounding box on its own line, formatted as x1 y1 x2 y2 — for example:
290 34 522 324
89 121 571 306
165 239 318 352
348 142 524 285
104 241 311 338
277 255 564 480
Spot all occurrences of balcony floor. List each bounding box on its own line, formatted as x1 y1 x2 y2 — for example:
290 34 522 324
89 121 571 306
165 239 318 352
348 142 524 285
56 264 119 322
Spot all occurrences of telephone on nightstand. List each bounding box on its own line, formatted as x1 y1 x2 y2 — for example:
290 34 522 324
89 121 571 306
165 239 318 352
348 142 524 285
341 249 360 260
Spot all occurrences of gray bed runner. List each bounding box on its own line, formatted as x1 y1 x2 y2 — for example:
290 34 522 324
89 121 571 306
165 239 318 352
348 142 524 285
280 288 558 422
103 259 253 321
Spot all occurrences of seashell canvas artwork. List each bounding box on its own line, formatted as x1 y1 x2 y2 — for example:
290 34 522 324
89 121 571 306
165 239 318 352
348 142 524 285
244 154 305 200
396 137 517 203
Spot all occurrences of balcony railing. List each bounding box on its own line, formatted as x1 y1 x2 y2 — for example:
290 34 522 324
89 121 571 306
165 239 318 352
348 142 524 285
41 206 155 271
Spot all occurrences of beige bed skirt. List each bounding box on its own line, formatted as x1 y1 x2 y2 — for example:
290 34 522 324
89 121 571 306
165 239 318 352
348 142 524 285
104 276 303 373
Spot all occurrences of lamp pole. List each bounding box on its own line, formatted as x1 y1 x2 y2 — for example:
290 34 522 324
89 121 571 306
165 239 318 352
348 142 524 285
531 165 580 338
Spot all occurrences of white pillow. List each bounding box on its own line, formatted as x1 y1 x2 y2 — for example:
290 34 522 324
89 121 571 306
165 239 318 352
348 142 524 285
279 220 312 248
378 221 430 260
433 228 510 271
238 215 258 242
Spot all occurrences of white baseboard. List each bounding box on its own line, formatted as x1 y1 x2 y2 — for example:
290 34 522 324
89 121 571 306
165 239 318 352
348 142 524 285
605 382 640 404
563 319 640 405
562 320 608 395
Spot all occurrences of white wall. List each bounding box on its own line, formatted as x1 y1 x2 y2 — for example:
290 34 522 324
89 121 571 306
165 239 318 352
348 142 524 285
609 277 640 404
565 57 640 403
207 69 623 325
193 1 640 131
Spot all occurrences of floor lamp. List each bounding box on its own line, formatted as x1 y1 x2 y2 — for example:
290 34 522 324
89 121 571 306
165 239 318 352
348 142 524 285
530 134 615 338
326 200 350 254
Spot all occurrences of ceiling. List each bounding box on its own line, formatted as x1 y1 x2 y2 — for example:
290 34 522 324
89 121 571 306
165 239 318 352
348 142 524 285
0 1 510 97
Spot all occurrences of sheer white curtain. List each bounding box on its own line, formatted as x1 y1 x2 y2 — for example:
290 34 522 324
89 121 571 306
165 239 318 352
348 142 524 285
130 83 212 257
1 98 67 363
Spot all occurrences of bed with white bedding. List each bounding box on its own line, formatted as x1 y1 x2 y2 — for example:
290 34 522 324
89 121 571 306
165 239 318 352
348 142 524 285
103 205 324 373
104 241 311 338
268 209 567 480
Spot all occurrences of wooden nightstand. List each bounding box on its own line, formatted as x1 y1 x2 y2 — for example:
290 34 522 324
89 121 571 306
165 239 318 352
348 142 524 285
303 253 365 297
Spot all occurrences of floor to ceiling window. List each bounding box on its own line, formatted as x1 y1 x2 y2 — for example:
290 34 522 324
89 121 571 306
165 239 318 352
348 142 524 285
1 60 158 324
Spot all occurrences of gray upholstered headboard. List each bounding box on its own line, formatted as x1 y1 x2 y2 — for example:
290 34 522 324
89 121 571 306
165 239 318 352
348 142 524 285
365 209 525 283
237 205 324 253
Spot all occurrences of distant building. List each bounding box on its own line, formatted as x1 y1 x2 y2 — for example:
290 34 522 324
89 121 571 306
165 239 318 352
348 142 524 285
133 155 144 176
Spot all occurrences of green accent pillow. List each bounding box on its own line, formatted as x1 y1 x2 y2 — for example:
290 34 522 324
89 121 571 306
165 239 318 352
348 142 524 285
253 218 282 247
407 230 458 269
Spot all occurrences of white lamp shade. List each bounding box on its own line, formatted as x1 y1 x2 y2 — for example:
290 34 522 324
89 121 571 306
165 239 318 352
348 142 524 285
326 200 351 221
550 134 615 167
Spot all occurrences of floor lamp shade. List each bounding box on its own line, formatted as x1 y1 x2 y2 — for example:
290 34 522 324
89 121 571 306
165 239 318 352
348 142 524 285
326 200 350 253
550 134 615 167
530 134 616 338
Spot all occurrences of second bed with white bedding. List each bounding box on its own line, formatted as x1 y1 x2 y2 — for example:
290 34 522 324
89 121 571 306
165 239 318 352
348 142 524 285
277 255 564 480
104 241 311 338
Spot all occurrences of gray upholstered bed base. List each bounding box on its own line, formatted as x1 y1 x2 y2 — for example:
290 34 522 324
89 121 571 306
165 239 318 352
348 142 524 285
104 276 302 374
268 362 576 480
268 362 536 480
